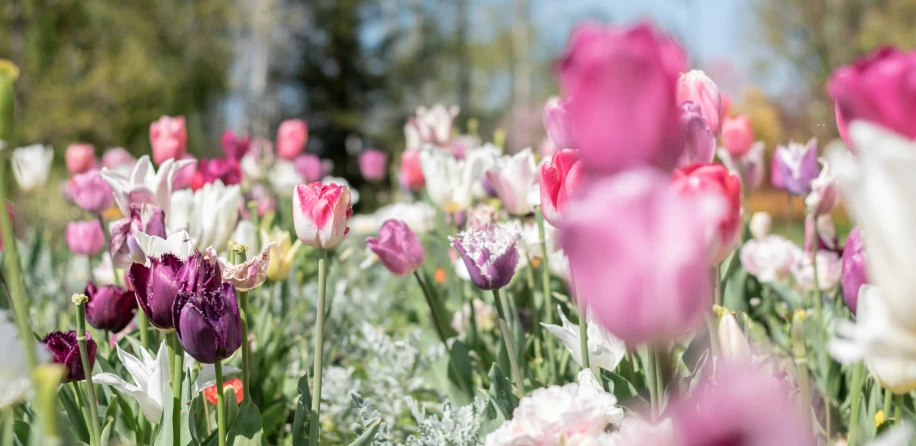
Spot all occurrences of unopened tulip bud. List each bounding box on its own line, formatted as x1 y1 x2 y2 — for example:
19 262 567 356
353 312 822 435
749 212 772 240
292 182 353 249
718 313 751 362
84 282 138 333
366 219 426 276
721 115 755 158
277 119 308 160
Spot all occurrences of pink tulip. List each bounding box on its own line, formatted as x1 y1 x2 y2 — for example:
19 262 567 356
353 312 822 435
805 162 839 216
66 220 105 256
717 142 765 191
189 158 242 191
358 148 388 182
558 22 687 175
171 155 197 190
543 97 575 149
561 168 725 345
671 365 813 446
539 149 584 226
677 70 722 135
400 149 425 190
292 182 353 249
294 153 323 182
101 148 135 170
676 102 716 167
277 119 308 160
221 130 251 160
366 219 426 276
672 163 743 264
721 115 755 158
149 116 187 165
65 143 97 174
828 47 916 148
68 169 114 214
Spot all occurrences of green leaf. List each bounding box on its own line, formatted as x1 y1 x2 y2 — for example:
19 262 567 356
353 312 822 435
259 400 288 438
446 340 474 404
227 400 265 446
225 387 241 427
100 419 114 446
347 419 381 446
603 371 644 405
59 384 90 443
486 364 518 420
291 374 311 446
153 383 193 446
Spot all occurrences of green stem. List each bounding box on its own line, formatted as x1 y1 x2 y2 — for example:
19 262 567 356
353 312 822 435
215 360 227 446
168 333 184 445
308 249 328 446
2 407 13 446
75 302 100 446
413 272 470 396
895 393 903 424
492 288 525 397
848 362 865 446
646 350 658 420
576 299 590 370
536 209 557 381
654 349 665 414
791 316 811 434
714 265 722 307
137 313 150 351
811 218 822 313
884 389 893 420
71 382 93 441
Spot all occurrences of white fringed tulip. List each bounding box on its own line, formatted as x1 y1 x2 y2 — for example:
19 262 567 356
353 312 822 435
168 180 241 251
11 144 53 192
292 182 353 249
739 235 802 284
485 148 539 215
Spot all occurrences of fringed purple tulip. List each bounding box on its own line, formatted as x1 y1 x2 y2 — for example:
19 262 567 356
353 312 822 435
173 282 243 364
109 203 166 268
84 282 138 333
66 220 105 256
130 250 221 331
221 130 251 160
366 219 426 276
773 138 820 196
41 330 97 383
358 149 388 182
842 226 867 314
450 223 521 290
68 169 114 214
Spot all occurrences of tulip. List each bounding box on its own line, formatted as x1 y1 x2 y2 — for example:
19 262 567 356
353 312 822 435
749 212 772 240
173 280 242 364
541 306 626 372
102 147 136 171
358 148 388 182
672 163 742 264
538 149 583 226
739 235 802 284
11 144 53 192
543 96 575 149
292 182 353 249
203 378 244 406
221 130 251 160
149 116 187 165
66 220 105 256
845 286 916 394
277 119 308 160
486 148 539 216
133 230 195 262
102 154 196 219
0 310 42 408
109 203 167 268
677 70 722 135
773 138 819 196
189 158 242 191
559 23 686 175
410 104 458 147
450 223 521 291
130 244 218 331
217 244 272 291
791 250 842 292
400 149 426 190
293 153 322 182
803 214 841 255
420 146 497 213
269 159 306 197
261 227 302 281
842 227 867 314
676 102 716 167
68 169 114 214
562 168 726 345
717 141 765 191
171 154 197 190
805 161 839 216
720 115 755 158
828 47 916 147
717 313 751 362
84 282 138 333
65 143 97 174
366 219 426 276
41 330 97 383
168 180 241 251
466 204 499 230
670 365 812 446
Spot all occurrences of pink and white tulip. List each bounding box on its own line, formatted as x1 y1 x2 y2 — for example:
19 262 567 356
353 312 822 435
677 70 722 135
485 148 538 216
292 182 353 249
543 97 575 150
539 149 583 226
672 163 742 264
740 235 802 284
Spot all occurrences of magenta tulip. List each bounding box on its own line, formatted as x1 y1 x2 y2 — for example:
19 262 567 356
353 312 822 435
68 169 114 214
358 148 388 182
109 203 167 267
221 130 251 160
66 220 105 256
366 219 426 276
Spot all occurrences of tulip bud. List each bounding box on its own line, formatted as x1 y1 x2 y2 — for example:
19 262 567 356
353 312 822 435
841 227 867 314
149 116 188 165
11 144 54 192
0 60 18 143
65 143 97 175
543 96 575 149
358 148 388 182
366 219 426 276
277 119 308 160
721 116 755 158
173 282 243 364
68 169 114 214
66 220 105 256
718 313 751 362
539 149 583 226
677 70 722 135
41 330 96 383
400 149 426 190
261 227 302 282
84 282 138 332
749 212 772 240
292 182 353 249
677 102 716 166
450 223 520 290
805 162 839 216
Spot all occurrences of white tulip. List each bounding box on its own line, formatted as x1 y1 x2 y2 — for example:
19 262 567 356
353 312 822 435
718 313 751 362
486 148 539 215
739 235 802 284
230 220 259 253
0 311 46 409
541 305 626 372
828 122 916 331
134 230 194 261
790 250 842 292
748 212 772 240
419 146 497 213
168 180 241 251
11 144 54 192
268 160 304 197
102 155 195 219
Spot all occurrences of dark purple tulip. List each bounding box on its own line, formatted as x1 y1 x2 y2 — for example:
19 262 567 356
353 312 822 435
450 224 520 290
85 282 138 332
130 251 221 331
109 203 166 268
773 138 820 196
41 330 97 383
366 219 426 276
173 282 243 364
221 130 251 160
842 227 868 314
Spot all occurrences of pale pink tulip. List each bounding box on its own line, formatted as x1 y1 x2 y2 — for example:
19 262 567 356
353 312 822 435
277 119 308 160
677 70 722 135
65 143 96 174
149 116 187 165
